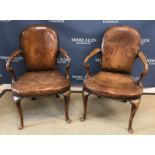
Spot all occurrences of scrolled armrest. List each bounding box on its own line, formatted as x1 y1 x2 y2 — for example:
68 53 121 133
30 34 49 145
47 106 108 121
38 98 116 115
59 48 71 80
83 48 101 78
137 51 149 88
6 49 22 83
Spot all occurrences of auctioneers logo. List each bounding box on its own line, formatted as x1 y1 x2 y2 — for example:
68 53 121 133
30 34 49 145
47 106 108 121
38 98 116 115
57 57 68 64
72 75 86 81
49 20 65 23
147 59 155 65
141 38 150 45
0 55 23 62
71 37 97 45
102 20 119 24
132 76 140 81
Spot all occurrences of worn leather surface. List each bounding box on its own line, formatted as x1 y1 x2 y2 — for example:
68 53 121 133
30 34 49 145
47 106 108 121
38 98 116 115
21 25 59 71
12 70 70 97
101 26 141 74
84 71 142 99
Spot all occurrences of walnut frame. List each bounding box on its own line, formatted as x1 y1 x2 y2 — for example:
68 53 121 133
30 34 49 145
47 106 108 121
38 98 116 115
6 26 72 129
80 47 148 134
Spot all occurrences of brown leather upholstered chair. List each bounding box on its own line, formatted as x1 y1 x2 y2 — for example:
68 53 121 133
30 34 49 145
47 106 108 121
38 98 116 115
80 26 148 133
6 25 71 129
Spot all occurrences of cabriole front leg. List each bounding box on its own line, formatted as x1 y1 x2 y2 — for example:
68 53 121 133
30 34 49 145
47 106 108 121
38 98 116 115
63 90 72 123
128 98 141 134
80 89 90 121
13 95 24 130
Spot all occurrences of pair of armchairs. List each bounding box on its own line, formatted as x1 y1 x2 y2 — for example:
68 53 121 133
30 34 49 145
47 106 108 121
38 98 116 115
6 25 148 133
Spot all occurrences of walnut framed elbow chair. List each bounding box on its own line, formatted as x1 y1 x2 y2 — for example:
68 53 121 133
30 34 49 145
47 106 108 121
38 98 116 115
6 25 72 129
80 26 148 133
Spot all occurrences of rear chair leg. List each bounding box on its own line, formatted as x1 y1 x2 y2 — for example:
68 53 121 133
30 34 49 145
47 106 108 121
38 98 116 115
56 94 60 98
31 97 35 101
128 98 141 134
13 95 24 130
63 90 72 123
80 90 90 121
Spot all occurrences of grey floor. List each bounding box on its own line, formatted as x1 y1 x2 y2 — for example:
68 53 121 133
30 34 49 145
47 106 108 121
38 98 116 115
0 91 155 135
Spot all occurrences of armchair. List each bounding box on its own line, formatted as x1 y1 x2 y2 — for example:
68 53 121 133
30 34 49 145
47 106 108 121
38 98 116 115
80 26 148 133
6 25 71 129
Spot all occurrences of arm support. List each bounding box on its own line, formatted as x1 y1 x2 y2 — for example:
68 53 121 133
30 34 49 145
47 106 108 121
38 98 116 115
59 48 71 80
6 49 22 83
137 51 149 88
83 48 101 78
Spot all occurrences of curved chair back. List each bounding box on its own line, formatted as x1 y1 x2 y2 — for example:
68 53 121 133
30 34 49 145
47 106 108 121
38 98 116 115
101 26 141 74
21 25 59 71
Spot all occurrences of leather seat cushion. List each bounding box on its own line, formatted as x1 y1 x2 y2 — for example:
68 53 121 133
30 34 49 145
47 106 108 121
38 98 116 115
12 70 70 96
84 71 143 99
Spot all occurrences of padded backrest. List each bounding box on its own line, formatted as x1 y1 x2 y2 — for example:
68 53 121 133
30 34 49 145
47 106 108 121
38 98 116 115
21 25 59 71
101 26 141 74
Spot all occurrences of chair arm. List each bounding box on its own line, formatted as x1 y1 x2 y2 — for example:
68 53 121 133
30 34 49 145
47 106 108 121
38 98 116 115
137 51 149 88
6 49 22 83
59 48 71 80
83 48 101 78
